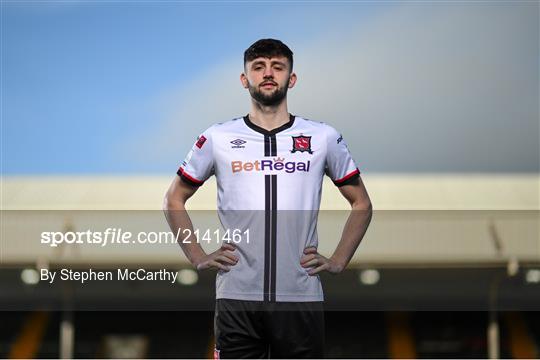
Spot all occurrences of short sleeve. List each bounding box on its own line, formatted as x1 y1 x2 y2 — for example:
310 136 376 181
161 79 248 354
325 125 360 187
177 127 215 187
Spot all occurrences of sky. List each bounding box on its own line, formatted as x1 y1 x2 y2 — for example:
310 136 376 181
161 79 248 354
2 1 538 175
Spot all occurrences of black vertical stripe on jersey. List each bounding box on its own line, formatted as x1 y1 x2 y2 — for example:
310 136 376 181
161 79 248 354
264 135 271 157
270 134 277 156
269 134 277 301
263 130 278 302
242 114 295 302
264 175 271 302
270 174 277 302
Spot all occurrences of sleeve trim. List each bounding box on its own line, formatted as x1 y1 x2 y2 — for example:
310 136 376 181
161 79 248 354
177 167 204 187
333 168 360 187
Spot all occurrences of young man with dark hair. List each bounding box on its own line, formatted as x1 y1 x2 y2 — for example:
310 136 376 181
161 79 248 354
164 38 372 358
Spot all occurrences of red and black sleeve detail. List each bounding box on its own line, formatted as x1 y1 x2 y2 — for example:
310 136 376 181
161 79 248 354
177 167 204 187
333 168 360 187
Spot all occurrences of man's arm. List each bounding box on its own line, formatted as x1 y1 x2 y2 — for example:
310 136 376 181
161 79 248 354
163 177 238 271
300 176 372 275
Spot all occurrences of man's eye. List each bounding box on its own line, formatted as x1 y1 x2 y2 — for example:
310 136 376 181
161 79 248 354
254 66 263 70
274 67 283 71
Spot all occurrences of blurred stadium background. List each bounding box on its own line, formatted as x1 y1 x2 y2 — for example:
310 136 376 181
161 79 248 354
1 174 538 358
2 2 538 359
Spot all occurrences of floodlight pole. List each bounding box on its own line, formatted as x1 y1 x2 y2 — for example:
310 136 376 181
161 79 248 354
486 221 519 360
59 218 76 359
60 310 74 359
488 275 502 360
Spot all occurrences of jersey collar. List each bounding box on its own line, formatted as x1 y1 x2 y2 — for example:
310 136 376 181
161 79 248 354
243 113 296 136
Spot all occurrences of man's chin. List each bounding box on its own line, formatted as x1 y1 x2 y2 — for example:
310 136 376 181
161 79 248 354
256 97 285 107
249 87 287 107
253 91 285 106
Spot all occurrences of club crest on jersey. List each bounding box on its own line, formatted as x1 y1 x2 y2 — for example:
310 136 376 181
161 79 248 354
195 135 207 149
291 135 313 154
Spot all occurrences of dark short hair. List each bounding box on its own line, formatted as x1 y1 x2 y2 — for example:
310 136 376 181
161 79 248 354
244 39 294 71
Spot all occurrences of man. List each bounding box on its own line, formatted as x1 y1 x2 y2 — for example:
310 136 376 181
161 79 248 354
163 39 372 358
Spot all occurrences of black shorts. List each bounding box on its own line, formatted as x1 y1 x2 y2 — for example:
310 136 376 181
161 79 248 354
214 299 325 359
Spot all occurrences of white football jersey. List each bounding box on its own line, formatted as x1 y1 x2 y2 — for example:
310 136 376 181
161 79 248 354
178 115 359 302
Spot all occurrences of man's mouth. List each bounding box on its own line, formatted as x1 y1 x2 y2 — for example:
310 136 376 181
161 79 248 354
261 82 277 88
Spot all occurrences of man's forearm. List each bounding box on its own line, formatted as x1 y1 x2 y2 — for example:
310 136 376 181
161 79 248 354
163 201 207 267
330 203 373 271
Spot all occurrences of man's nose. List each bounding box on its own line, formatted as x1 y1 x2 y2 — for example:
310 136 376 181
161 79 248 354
263 67 274 78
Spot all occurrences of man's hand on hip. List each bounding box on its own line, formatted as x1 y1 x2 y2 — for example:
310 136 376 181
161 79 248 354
194 243 239 272
300 246 345 276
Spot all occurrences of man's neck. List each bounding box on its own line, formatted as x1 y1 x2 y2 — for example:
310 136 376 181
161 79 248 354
248 100 290 131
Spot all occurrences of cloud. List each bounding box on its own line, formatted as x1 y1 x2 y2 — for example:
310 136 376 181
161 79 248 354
123 3 539 173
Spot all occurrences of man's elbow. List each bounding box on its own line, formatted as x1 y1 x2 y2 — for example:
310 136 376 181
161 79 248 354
353 198 372 213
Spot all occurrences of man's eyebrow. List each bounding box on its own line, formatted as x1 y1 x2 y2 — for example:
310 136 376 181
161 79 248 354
250 60 287 67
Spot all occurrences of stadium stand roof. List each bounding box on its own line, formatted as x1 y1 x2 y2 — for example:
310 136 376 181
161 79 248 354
2 174 539 266
2 174 539 210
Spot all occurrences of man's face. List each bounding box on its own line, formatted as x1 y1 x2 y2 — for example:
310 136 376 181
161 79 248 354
241 56 297 107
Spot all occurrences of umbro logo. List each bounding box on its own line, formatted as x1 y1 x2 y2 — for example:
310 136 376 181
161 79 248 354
230 139 246 148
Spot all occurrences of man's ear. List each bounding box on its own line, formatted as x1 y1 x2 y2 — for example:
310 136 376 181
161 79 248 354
240 73 249 89
288 72 297 88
